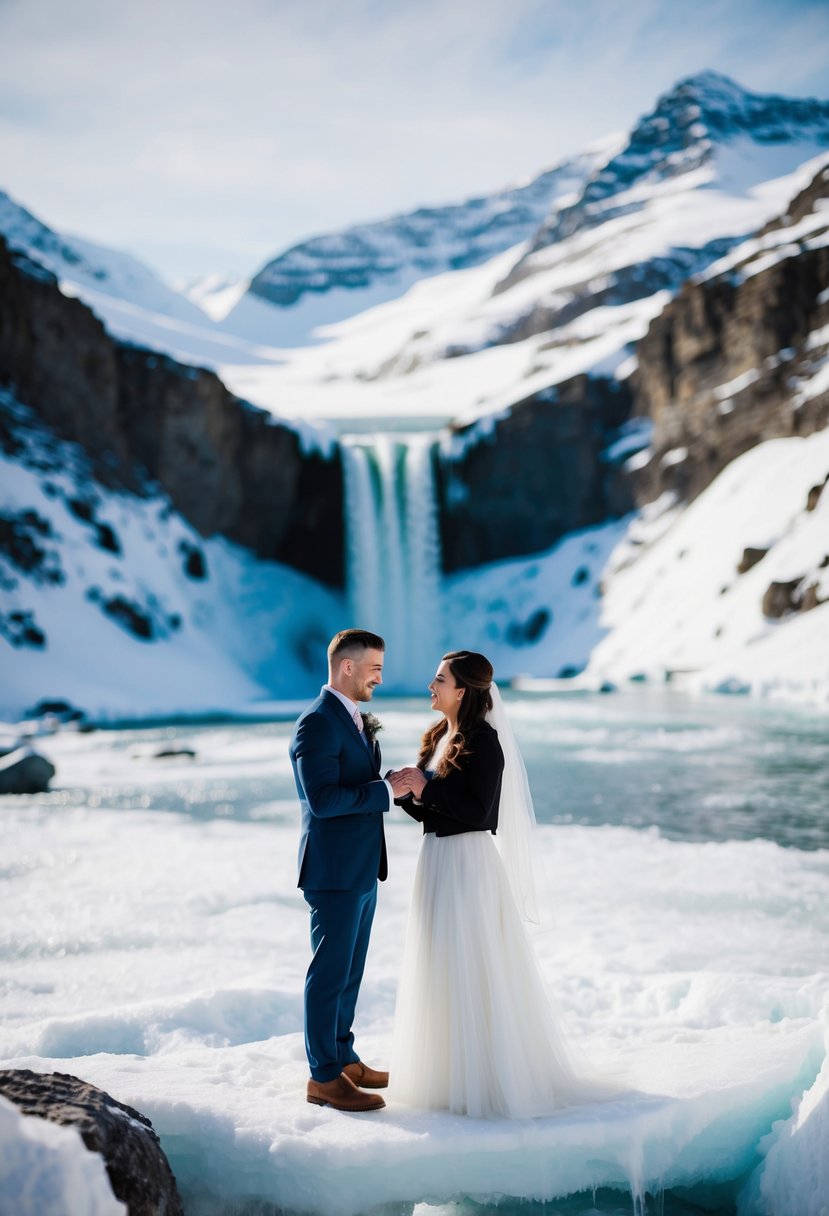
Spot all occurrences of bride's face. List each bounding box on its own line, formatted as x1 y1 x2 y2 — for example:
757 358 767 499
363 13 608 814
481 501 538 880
428 660 465 718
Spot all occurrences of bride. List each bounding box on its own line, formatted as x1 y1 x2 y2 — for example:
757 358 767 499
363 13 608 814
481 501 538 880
390 650 600 1119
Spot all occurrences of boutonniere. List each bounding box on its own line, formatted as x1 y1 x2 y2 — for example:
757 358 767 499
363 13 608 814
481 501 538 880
361 712 382 743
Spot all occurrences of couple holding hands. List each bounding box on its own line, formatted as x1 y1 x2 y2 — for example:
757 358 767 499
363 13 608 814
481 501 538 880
289 628 592 1119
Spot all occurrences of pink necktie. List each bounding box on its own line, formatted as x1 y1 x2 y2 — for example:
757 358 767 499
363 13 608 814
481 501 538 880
353 709 371 751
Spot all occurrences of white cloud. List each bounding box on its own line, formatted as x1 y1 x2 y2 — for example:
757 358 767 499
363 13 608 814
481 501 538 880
1 0 827 280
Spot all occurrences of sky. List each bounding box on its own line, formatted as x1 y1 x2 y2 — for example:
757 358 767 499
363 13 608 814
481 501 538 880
1 0 828 285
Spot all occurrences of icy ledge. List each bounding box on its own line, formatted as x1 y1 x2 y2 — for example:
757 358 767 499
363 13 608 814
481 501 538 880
12 1015 824 1215
742 1034 829 1216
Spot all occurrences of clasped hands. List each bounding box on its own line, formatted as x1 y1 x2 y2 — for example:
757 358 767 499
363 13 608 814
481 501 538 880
387 766 427 800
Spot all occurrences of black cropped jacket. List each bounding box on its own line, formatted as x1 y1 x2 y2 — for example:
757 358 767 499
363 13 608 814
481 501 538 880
399 721 504 836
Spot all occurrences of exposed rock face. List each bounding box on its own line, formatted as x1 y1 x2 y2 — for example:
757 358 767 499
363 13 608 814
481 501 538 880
761 575 826 618
437 375 634 571
630 164 829 506
0 236 344 586
737 546 769 574
806 476 827 511
0 1069 183 1216
799 581 826 612
631 246 829 504
762 578 806 618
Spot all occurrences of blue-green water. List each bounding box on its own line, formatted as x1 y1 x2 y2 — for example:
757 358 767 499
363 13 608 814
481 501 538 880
53 688 829 851
510 688 829 851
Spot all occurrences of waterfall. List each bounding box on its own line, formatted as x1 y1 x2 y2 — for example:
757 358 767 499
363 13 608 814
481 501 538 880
341 434 443 691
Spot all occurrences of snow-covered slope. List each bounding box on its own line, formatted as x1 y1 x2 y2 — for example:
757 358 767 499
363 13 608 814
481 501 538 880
177 272 249 320
589 429 829 703
0 392 343 721
431 429 829 706
0 192 209 327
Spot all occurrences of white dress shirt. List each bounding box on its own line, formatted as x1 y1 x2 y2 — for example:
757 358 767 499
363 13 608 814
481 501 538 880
322 685 393 808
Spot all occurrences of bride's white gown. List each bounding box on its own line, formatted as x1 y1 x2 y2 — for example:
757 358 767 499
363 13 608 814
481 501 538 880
390 735 594 1120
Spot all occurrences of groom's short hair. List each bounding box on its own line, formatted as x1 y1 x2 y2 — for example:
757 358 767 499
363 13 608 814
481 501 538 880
327 628 385 664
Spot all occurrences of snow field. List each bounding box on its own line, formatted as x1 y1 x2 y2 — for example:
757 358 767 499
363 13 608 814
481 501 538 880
0 720 827 1214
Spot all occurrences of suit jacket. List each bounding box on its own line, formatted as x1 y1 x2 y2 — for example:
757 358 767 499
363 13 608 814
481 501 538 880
400 720 504 837
290 689 389 891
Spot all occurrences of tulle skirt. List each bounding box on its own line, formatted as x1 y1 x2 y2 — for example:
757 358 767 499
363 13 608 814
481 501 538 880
390 830 593 1119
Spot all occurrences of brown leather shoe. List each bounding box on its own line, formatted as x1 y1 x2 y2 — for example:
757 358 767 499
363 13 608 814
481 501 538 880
342 1061 389 1089
307 1074 385 1111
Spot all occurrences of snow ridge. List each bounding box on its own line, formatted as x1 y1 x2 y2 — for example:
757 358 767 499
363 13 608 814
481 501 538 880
239 144 614 320
0 191 209 327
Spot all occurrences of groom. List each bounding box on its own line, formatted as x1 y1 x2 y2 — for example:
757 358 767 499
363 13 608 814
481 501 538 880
290 629 408 1112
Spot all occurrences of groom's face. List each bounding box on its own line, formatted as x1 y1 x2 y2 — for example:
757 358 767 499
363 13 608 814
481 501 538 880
345 648 385 703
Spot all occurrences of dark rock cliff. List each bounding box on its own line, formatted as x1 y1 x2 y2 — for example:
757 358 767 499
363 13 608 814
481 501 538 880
631 166 829 504
0 235 344 586
437 374 634 571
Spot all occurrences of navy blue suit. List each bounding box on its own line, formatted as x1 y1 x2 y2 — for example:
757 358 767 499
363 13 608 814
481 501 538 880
289 690 389 1081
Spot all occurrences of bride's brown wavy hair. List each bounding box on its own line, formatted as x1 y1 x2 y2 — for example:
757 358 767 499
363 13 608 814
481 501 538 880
417 651 494 777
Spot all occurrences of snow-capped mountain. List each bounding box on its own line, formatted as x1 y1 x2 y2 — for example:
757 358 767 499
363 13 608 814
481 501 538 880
219 72 829 352
362 73 829 379
513 70 829 265
218 142 616 346
212 74 829 429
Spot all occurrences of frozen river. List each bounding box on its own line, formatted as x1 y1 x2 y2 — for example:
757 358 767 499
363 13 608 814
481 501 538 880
1 689 827 1215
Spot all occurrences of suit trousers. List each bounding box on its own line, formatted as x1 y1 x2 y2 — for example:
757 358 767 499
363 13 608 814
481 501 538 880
303 884 378 1082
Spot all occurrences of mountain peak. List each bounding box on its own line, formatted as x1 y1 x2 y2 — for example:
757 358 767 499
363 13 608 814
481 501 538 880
516 72 829 263
646 70 829 145
667 70 754 104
